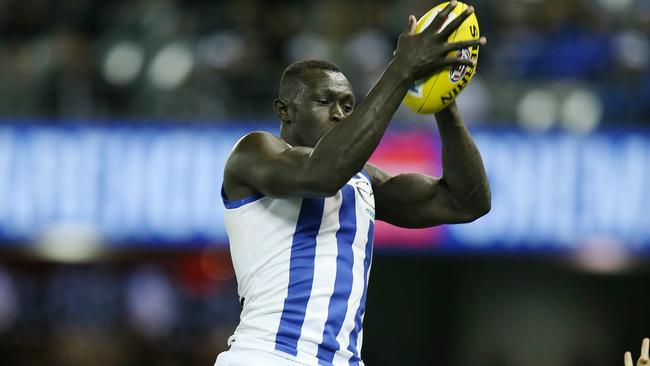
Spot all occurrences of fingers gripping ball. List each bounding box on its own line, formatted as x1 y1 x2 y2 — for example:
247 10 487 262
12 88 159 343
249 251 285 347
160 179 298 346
403 2 480 114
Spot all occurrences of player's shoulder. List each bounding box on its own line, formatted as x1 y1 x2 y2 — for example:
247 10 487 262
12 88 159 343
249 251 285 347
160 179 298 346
231 131 289 155
225 131 291 177
226 131 289 165
224 132 290 197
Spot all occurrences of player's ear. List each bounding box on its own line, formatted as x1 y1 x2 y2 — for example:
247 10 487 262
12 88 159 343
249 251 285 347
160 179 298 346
274 98 290 123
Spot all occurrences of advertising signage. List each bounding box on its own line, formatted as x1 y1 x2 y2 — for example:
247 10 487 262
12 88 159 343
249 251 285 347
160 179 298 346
0 123 649 252
449 132 650 251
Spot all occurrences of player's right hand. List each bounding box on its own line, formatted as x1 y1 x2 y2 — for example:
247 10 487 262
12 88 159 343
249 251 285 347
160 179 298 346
391 0 485 82
625 338 649 366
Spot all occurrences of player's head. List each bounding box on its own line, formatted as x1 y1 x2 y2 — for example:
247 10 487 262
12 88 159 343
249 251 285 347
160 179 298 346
275 60 355 148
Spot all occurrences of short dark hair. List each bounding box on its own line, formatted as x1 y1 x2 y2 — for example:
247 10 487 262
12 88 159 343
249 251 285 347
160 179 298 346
278 60 342 98
281 59 341 80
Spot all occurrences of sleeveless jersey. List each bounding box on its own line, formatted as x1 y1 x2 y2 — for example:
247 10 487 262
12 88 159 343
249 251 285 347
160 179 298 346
221 170 375 366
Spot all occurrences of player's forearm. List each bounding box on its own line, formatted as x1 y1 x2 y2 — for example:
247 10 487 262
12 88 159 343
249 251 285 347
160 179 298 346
307 62 411 191
435 103 491 214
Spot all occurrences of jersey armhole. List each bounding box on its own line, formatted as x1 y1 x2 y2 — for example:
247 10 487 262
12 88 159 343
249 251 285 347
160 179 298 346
221 185 265 209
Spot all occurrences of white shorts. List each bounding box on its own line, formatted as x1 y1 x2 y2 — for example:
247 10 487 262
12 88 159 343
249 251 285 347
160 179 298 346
214 344 310 366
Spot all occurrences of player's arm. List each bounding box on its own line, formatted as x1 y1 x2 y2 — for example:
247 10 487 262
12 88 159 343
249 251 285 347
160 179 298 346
224 131 332 198
305 8 478 193
225 3 480 198
367 103 490 228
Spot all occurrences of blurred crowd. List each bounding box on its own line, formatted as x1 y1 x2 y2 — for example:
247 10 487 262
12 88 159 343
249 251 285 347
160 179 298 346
0 0 648 130
0 252 239 366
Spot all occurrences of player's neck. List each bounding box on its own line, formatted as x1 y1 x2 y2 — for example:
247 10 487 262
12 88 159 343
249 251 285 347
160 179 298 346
279 127 297 147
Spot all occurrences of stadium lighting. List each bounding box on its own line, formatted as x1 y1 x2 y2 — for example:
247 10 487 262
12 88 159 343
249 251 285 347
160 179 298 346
147 42 194 90
102 41 145 86
560 89 602 134
517 89 558 132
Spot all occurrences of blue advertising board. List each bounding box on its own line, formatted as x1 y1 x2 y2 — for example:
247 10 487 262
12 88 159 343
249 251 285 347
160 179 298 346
0 123 649 252
449 131 650 251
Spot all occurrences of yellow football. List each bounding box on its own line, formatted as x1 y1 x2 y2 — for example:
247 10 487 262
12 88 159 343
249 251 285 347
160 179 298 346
403 1 480 114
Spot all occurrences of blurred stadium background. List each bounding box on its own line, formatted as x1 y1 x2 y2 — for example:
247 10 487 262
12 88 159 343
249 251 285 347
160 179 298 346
0 0 649 365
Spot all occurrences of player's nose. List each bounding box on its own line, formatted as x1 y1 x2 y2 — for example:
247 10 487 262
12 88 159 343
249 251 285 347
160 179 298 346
330 105 344 122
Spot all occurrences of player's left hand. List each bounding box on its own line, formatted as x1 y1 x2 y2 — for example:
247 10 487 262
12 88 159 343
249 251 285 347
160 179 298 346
390 1 484 83
625 338 649 366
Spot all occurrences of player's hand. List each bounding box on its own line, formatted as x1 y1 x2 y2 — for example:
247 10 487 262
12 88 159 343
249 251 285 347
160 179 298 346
625 338 649 366
391 0 486 82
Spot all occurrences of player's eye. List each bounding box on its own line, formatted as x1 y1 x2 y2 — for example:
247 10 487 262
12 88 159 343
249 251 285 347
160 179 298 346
317 99 329 105
343 105 353 113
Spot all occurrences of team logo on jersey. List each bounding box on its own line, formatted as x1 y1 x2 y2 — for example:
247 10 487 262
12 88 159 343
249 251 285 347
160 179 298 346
449 48 471 83
353 179 375 221
354 180 374 208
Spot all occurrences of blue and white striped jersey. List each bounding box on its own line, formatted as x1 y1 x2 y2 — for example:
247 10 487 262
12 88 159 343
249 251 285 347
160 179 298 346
222 170 375 366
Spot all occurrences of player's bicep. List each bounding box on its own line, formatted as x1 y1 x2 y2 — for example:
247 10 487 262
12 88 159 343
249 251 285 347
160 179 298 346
375 176 473 227
366 164 474 228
